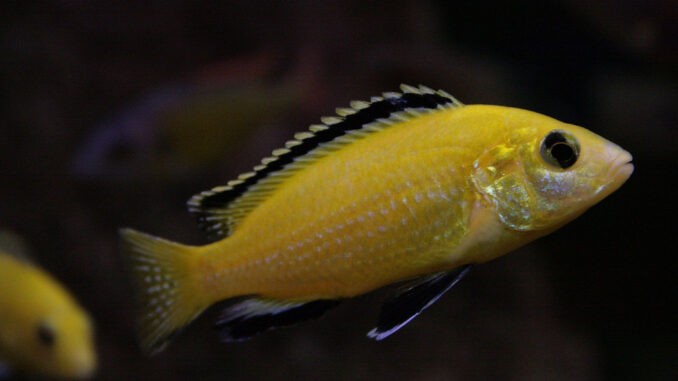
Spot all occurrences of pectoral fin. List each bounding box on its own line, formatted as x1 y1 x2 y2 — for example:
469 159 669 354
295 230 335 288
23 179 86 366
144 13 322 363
215 298 341 342
367 265 472 340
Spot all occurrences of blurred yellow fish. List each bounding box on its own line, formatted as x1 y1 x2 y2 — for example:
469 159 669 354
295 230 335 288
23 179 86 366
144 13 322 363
121 84 633 355
71 50 316 182
0 231 96 378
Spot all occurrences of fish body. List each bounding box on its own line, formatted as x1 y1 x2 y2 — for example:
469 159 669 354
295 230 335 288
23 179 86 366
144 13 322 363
122 85 633 354
0 232 96 378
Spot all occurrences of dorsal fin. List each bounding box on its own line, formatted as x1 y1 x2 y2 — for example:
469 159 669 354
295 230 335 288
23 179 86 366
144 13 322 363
188 84 463 239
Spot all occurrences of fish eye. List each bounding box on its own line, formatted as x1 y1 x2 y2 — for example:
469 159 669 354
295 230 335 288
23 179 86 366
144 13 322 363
540 130 579 169
37 323 56 348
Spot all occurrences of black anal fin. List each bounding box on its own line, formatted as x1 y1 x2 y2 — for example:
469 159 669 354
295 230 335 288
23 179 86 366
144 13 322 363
367 265 472 340
215 298 341 342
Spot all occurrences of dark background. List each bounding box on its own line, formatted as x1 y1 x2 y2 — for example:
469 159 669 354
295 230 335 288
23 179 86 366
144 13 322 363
1 1 676 380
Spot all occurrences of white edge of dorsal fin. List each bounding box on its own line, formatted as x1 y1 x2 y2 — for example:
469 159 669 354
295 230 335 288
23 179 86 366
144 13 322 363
187 85 462 240
400 84 419 93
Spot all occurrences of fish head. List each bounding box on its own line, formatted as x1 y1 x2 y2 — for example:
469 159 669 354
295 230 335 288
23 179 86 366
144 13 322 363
472 108 633 232
13 275 97 379
36 305 97 379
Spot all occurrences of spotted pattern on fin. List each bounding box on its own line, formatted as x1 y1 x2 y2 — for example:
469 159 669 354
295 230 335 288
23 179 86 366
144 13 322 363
188 84 462 239
120 228 203 355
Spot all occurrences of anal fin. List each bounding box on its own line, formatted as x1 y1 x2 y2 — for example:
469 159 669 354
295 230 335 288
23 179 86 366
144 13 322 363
367 265 472 340
215 298 341 342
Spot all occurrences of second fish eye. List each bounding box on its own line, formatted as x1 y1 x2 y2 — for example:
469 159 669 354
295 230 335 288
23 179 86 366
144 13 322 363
540 130 579 169
37 323 56 348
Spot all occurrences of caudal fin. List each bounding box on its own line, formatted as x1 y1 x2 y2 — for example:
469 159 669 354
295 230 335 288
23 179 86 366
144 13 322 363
120 228 207 355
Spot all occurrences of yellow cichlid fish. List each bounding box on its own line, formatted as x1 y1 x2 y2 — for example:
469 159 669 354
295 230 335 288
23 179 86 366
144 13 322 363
121 84 633 355
0 232 96 378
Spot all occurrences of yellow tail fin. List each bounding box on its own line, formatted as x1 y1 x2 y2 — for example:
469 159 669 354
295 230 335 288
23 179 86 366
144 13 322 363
120 228 207 355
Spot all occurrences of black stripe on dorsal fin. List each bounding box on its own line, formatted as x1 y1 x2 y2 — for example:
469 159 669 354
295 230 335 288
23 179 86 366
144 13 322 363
188 84 462 240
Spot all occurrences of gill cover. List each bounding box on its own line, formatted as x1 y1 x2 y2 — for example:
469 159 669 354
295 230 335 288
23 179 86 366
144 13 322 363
471 127 585 231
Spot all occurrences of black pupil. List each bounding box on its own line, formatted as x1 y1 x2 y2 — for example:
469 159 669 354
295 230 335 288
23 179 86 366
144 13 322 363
551 142 576 167
543 131 578 169
37 324 55 347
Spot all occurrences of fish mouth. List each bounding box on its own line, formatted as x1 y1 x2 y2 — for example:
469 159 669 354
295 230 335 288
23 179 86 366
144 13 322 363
605 149 634 193
66 348 97 379
612 151 634 181
616 161 634 180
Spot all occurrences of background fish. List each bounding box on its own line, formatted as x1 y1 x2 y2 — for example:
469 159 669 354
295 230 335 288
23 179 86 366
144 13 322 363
0 231 96 379
70 51 316 182
121 85 632 355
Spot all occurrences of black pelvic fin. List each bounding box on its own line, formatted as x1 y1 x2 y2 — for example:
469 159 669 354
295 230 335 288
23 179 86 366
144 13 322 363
215 298 341 342
367 265 472 340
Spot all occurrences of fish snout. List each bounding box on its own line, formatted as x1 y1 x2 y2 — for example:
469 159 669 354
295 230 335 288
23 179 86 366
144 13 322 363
610 146 634 183
600 142 633 193
68 348 97 379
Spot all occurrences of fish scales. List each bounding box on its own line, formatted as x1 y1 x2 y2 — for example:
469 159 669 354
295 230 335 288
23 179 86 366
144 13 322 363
121 85 633 354
198 109 478 300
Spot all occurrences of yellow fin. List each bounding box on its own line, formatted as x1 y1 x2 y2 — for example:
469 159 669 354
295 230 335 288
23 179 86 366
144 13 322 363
187 84 462 240
120 228 207 355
